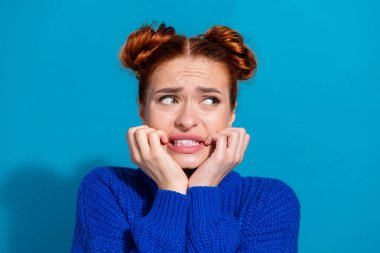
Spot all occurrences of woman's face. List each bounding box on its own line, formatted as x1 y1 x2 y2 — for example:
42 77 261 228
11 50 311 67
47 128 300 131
139 56 236 169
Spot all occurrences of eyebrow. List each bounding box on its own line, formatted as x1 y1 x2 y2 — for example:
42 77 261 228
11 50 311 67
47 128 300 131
155 86 222 94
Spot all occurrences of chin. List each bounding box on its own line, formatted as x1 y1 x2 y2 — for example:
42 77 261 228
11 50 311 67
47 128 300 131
171 153 208 169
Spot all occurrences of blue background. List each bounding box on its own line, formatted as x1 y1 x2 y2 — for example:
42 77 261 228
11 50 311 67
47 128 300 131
1 0 379 252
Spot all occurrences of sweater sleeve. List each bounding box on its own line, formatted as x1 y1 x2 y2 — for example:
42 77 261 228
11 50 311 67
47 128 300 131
131 189 189 252
186 186 241 253
236 179 301 252
71 167 190 253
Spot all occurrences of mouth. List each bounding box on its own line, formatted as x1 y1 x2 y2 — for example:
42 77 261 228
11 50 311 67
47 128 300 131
170 139 202 146
168 135 205 154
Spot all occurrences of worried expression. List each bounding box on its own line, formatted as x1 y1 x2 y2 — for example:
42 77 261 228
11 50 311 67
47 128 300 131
139 56 236 169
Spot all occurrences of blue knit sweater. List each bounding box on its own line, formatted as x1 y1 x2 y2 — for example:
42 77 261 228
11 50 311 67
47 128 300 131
71 166 300 252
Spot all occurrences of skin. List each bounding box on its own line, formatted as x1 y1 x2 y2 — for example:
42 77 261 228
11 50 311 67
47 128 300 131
127 56 250 194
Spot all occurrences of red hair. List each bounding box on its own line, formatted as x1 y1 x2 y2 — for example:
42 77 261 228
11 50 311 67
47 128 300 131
119 22 257 110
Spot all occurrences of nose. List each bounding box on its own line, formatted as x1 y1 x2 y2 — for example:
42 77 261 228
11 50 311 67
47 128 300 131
175 100 199 130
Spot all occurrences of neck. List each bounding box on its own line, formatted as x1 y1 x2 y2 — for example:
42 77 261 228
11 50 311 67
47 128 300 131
183 168 196 179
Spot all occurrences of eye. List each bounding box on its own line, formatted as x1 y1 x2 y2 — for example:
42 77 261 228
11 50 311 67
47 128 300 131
159 95 178 105
202 96 220 105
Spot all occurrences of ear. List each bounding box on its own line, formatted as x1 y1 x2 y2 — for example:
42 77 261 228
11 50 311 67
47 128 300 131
228 102 237 127
138 98 147 125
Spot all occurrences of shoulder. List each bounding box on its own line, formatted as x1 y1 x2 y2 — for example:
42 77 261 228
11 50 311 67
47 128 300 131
241 176 300 211
77 166 141 196
79 166 138 183
75 166 144 218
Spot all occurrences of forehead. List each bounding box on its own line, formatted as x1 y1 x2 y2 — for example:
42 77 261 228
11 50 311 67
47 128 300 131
149 56 230 93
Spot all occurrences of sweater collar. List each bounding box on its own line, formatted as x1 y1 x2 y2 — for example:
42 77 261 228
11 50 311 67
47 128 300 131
137 167 242 192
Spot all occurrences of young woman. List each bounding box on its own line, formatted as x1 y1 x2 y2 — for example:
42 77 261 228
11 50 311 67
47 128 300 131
71 23 301 252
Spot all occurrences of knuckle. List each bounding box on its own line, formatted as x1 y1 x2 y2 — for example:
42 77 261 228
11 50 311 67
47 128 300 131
232 131 239 138
129 125 146 133
150 152 160 161
155 129 163 135
127 127 137 137
135 128 147 137
148 132 161 143
130 155 140 164
140 152 149 161
134 128 142 136
148 131 158 138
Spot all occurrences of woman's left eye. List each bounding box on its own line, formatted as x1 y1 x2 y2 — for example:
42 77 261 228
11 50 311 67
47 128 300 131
202 97 220 105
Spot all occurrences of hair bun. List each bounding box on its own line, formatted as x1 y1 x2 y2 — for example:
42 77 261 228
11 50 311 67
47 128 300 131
119 23 176 78
198 25 257 80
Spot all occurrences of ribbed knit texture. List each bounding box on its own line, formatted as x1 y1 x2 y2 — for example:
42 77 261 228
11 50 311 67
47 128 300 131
71 166 301 252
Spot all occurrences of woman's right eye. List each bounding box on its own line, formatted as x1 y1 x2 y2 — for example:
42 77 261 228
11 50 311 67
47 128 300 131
159 95 177 105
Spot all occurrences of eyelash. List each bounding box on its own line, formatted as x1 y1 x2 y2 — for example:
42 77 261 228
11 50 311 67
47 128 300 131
158 95 220 105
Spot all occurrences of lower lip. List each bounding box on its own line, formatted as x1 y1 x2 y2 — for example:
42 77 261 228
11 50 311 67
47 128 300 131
167 142 205 154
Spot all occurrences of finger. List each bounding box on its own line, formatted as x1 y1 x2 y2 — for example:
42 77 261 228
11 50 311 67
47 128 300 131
204 133 216 146
219 128 240 149
235 128 247 162
240 134 250 162
148 130 168 154
127 126 149 163
219 128 240 159
159 130 169 144
203 134 213 146
207 133 227 153
147 129 168 145
135 127 156 155
204 132 220 145
216 134 227 152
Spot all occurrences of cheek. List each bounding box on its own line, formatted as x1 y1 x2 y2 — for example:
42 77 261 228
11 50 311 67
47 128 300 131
201 111 232 130
146 109 174 130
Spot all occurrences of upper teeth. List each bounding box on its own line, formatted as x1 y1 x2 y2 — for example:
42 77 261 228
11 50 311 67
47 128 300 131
173 139 200 146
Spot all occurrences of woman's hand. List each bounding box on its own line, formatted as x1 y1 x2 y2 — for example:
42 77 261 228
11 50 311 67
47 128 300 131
127 125 188 194
188 127 250 187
